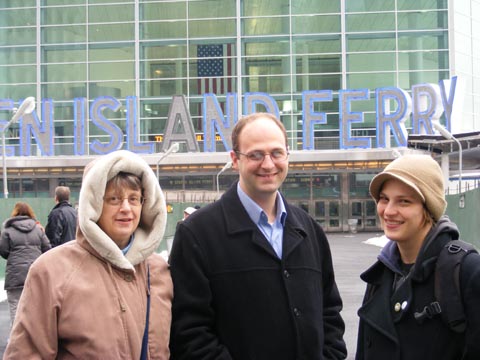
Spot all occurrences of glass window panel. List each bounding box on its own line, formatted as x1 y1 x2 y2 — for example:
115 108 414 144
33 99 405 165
243 17 289 36
89 0 132 3
189 0 235 18
315 201 325 217
293 37 341 54
43 63 86 82
346 13 395 32
43 25 86 43
245 41 290 56
293 1 340 14
142 21 187 39
398 70 449 89
142 2 186 20
44 0 83 4
89 24 134 42
348 53 396 72
143 60 186 80
397 11 447 31
89 61 134 81
43 83 85 101
0 28 36 46
0 1 35 8
0 48 36 65
43 6 86 25
89 46 134 61
143 44 188 61
90 81 134 98
0 8 36 26
243 0 289 16
296 55 341 74
397 0 447 11
43 46 86 63
312 175 339 197
347 34 396 52
297 74 341 92
144 78 188 97
398 50 448 71
366 200 377 216
0 84 35 100
329 201 339 216
346 0 395 12
189 19 235 37
351 202 362 216
0 65 36 84
398 32 448 50
292 15 340 34
347 72 395 89
89 4 134 23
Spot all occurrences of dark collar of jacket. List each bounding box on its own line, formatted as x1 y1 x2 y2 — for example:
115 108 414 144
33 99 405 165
218 182 308 259
53 200 74 210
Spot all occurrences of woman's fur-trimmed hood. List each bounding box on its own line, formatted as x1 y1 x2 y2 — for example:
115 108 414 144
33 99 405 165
78 150 166 271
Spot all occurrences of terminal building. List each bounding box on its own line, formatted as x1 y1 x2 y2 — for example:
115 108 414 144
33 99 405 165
0 0 479 232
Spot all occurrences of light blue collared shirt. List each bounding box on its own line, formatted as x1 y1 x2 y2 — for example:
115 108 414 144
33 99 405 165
237 183 287 258
121 234 134 255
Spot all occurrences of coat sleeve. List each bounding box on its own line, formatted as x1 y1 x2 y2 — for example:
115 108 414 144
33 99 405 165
0 229 10 259
45 211 62 247
169 223 233 360
3 256 59 359
461 252 480 359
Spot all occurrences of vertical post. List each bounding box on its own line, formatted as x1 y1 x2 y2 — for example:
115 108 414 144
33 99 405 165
2 130 7 199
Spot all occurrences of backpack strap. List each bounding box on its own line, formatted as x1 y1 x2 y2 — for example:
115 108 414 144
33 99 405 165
434 240 478 333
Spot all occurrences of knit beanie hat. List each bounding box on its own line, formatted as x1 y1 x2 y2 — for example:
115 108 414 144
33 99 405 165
369 154 447 221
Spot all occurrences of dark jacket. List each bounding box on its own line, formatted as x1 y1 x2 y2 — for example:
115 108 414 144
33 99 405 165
45 200 77 247
169 183 347 360
356 216 480 360
0 216 51 290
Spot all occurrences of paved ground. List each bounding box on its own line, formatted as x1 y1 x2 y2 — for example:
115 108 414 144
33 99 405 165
0 231 383 359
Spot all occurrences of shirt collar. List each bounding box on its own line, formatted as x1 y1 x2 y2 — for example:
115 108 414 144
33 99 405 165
237 183 287 226
121 234 134 255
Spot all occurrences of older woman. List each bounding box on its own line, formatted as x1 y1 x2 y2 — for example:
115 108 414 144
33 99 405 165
356 154 480 360
4 150 173 359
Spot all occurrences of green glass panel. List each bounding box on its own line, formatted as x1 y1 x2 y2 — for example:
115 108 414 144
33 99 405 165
398 32 448 51
295 55 341 74
398 70 449 89
245 41 289 56
0 1 35 8
0 83 33 100
0 28 36 46
397 11 448 31
89 0 131 3
43 6 86 25
43 25 86 43
0 65 35 84
89 4 134 22
243 17 289 36
43 63 86 82
143 44 188 61
89 24 134 42
346 13 395 32
142 2 186 20
44 47 86 63
42 83 85 101
0 48 36 65
189 19 235 37
292 15 340 34
143 78 188 97
0 8 36 26
292 0 340 14
347 72 395 89
398 50 448 71
348 53 396 72
243 0 289 16
347 34 396 52
44 0 84 4
143 60 186 80
89 61 134 81
89 81 134 98
142 21 187 40
398 0 447 10
89 46 134 61
189 0 235 18
346 0 394 12
293 37 341 54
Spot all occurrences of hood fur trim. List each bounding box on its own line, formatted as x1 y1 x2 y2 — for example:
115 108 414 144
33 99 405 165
78 150 166 271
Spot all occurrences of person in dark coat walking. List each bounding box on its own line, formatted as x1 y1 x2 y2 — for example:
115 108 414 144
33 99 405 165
45 186 77 247
169 112 347 360
356 154 480 360
0 202 51 325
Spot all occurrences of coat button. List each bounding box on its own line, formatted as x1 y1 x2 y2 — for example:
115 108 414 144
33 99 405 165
293 308 301 317
394 302 401 312
124 274 133 282
283 270 290 278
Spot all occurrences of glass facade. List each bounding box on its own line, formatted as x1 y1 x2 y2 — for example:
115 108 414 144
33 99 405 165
0 0 475 232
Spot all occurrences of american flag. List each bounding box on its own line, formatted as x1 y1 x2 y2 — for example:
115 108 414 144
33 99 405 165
197 44 234 95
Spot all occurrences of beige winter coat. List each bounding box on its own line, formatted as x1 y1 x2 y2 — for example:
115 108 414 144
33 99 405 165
4 150 173 359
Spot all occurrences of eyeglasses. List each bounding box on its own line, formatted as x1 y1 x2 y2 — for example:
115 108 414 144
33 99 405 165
235 149 289 163
103 195 145 207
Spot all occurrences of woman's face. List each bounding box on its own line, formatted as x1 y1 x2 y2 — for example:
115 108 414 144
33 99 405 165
97 181 142 249
377 178 431 249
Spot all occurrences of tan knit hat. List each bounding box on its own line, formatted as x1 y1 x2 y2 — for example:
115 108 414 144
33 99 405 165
369 154 447 221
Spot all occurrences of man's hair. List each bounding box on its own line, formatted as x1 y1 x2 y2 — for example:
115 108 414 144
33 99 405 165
55 186 71 202
231 112 288 152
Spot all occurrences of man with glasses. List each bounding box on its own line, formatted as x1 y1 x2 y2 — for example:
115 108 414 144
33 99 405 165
170 112 347 359
5 150 173 359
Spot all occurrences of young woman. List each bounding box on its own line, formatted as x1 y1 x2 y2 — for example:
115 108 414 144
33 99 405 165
356 154 480 360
